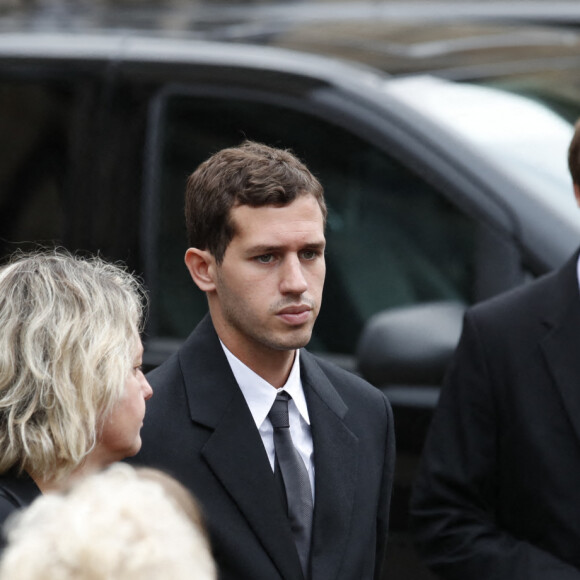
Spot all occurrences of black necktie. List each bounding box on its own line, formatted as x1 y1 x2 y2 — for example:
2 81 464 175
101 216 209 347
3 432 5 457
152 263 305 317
269 391 313 578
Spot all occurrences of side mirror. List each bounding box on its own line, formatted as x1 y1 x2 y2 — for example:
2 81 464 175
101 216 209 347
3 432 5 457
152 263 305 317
356 300 466 483
356 300 465 388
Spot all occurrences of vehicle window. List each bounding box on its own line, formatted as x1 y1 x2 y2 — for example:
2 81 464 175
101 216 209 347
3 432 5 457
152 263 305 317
384 76 578 227
0 79 74 258
148 93 476 355
0 69 150 276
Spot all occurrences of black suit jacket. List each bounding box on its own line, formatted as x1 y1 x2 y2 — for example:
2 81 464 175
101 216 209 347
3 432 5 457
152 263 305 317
410 252 580 579
0 471 42 553
133 315 394 580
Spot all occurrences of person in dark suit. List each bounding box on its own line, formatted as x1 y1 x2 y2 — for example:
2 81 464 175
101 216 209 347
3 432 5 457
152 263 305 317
132 141 395 580
410 120 580 578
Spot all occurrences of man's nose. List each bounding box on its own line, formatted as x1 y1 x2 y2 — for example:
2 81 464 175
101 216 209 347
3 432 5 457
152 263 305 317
279 255 308 294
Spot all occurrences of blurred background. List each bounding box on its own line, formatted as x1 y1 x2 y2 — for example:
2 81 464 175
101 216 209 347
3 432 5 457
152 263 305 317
1 1 580 578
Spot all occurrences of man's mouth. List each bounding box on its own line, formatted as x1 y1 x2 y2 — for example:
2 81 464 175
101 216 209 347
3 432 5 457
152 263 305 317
277 305 312 325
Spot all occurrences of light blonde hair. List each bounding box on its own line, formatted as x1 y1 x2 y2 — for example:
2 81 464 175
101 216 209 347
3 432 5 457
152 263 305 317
0 250 146 482
0 463 216 580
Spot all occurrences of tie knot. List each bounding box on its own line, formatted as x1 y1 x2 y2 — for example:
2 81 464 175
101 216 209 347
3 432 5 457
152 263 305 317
269 391 290 429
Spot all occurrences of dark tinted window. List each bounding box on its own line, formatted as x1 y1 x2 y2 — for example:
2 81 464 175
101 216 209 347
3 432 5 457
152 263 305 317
0 71 153 281
149 93 475 355
0 80 72 257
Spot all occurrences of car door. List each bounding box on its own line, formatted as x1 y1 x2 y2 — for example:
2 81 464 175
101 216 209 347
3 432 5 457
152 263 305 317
0 57 148 270
140 80 522 370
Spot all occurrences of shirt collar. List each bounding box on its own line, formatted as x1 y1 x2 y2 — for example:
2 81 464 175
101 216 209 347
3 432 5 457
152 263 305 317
220 341 310 429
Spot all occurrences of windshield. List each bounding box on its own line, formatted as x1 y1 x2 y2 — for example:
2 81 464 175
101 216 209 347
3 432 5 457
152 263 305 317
383 75 578 222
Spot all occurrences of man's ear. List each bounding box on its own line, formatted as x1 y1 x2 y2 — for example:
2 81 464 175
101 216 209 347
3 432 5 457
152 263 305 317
574 183 580 207
184 248 216 292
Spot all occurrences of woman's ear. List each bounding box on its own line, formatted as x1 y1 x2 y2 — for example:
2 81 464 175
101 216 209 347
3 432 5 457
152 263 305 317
184 248 216 292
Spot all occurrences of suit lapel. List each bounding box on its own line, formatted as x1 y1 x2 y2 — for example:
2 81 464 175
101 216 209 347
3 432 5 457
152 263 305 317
201 400 304 580
179 316 303 580
540 253 580 445
301 352 359 580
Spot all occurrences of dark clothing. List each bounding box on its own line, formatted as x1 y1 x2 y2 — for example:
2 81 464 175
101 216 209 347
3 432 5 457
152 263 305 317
0 470 42 552
411 252 580 579
131 315 395 580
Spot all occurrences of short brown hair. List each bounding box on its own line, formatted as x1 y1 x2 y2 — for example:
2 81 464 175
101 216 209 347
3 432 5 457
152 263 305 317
185 141 326 264
568 119 580 185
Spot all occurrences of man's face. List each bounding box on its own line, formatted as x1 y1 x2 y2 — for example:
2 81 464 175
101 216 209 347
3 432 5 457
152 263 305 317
211 194 326 361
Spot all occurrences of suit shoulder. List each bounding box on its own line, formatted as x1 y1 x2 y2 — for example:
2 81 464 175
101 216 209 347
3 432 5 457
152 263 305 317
146 351 181 386
468 261 572 331
0 487 22 528
0 496 17 525
308 352 372 387
476 269 553 311
145 315 222 392
305 351 390 409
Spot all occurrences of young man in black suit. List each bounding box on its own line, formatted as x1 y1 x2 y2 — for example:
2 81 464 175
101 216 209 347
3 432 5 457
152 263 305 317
133 141 395 580
410 121 580 579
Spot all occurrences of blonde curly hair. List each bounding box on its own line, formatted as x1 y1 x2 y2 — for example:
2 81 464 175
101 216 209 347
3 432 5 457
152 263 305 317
0 250 146 482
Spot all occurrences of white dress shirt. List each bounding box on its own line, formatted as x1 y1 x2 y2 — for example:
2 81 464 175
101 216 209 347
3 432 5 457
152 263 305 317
220 341 315 500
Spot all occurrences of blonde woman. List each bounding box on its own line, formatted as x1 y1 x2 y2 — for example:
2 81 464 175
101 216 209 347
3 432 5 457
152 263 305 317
0 251 152 543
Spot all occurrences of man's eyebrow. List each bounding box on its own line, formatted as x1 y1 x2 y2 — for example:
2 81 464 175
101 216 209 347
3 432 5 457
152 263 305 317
246 241 326 254
302 241 327 251
245 244 281 255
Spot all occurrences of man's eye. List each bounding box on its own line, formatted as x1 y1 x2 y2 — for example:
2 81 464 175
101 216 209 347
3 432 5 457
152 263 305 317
301 250 318 260
256 254 274 264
